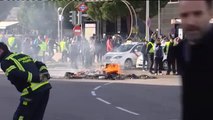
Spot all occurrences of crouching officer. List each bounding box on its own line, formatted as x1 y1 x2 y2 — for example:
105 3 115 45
0 42 52 120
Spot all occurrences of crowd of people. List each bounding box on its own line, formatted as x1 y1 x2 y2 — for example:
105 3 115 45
0 31 182 73
141 32 181 75
0 33 123 69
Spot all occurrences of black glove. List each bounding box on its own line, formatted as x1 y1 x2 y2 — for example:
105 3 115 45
40 72 50 82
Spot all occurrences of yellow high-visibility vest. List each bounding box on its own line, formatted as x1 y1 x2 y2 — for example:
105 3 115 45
8 37 15 47
39 41 47 52
165 41 170 55
59 40 67 52
147 42 154 53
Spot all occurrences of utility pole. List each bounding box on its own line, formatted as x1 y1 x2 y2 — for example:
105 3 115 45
146 0 150 41
158 0 161 38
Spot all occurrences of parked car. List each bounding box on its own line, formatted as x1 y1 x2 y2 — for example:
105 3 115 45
103 41 143 69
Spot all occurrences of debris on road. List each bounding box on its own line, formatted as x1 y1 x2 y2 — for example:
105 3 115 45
64 71 157 80
63 63 157 80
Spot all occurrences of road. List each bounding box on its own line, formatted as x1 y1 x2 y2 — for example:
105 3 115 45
0 74 181 120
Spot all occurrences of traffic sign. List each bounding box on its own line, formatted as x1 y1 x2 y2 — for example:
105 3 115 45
73 25 81 36
77 3 88 13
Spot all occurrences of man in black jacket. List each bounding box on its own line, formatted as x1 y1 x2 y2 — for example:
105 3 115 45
146 38 155 74
164 36 176 75
0 42 51 120
176 1 213 120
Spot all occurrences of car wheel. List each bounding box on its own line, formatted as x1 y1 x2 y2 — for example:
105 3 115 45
163 60 168 71
124 59 133 69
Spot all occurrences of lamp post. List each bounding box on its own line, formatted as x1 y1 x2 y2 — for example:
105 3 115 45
146 0 150 41
158 0 161 38
57 7 62 42
58 1 75 41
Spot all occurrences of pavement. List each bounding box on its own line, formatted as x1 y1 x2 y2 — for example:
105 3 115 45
0 75 181 120
0 63 182 120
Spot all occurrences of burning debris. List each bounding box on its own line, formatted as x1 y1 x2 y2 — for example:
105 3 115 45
64 64 157 80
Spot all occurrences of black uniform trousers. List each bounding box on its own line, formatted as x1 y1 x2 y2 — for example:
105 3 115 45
167 57 176 74
13 89 50 120
147 53 154 73
154 57 163 74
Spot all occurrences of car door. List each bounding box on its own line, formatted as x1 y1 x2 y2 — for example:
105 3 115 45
131 44 143 65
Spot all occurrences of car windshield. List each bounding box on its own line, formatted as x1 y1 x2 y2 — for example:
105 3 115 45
112 44 134 52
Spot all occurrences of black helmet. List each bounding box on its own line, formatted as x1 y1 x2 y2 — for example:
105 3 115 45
0 42 10 61
0 42 9 52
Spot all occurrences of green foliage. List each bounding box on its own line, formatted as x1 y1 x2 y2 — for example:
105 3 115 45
17 0 170 34
18 1 57 34
87 2 103 21
86 0 169 22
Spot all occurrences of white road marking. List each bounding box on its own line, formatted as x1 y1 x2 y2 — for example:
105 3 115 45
94 86 102 91
91 91 96 96
116 106 140 116
103 82 112 86
92 83 140 116
96 97 111 105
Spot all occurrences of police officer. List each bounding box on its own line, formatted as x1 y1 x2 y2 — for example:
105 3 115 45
7 34 17 51
164 35 176 75
146 38 155 74
0 42 51 120
59 38 68 62
154 40 163 75
141 40 148 71
38 39 47 62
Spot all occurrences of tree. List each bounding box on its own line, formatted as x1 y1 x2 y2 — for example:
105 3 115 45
46 0 170 25
17 0 170 36
86 0 169 22
18 1 57 35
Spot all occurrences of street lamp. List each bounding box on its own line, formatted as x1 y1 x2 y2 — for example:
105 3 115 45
146 0 150 41
158 0 161 38
57 1 75 41
57 7 63 42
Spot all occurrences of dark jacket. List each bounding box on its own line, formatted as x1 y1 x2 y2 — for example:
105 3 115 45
1 52 51 94
175 27 213 120
154 44 163 58
164 41 175 59
146 41 154 54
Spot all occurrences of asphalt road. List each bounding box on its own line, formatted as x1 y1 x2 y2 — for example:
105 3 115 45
0 74 181 120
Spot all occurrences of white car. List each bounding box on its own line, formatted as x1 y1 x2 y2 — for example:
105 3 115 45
103 41 143 69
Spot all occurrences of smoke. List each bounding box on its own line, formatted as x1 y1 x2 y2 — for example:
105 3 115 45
1 1 107 75
18 1 57 37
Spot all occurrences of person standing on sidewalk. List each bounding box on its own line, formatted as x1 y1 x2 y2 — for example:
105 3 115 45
176 1 213 120
146 38 155 74
164 35 176 75
106 36 113 52
154 40 163 75
141 40 148 71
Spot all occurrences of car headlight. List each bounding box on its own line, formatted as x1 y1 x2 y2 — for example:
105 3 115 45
113 56 122 59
